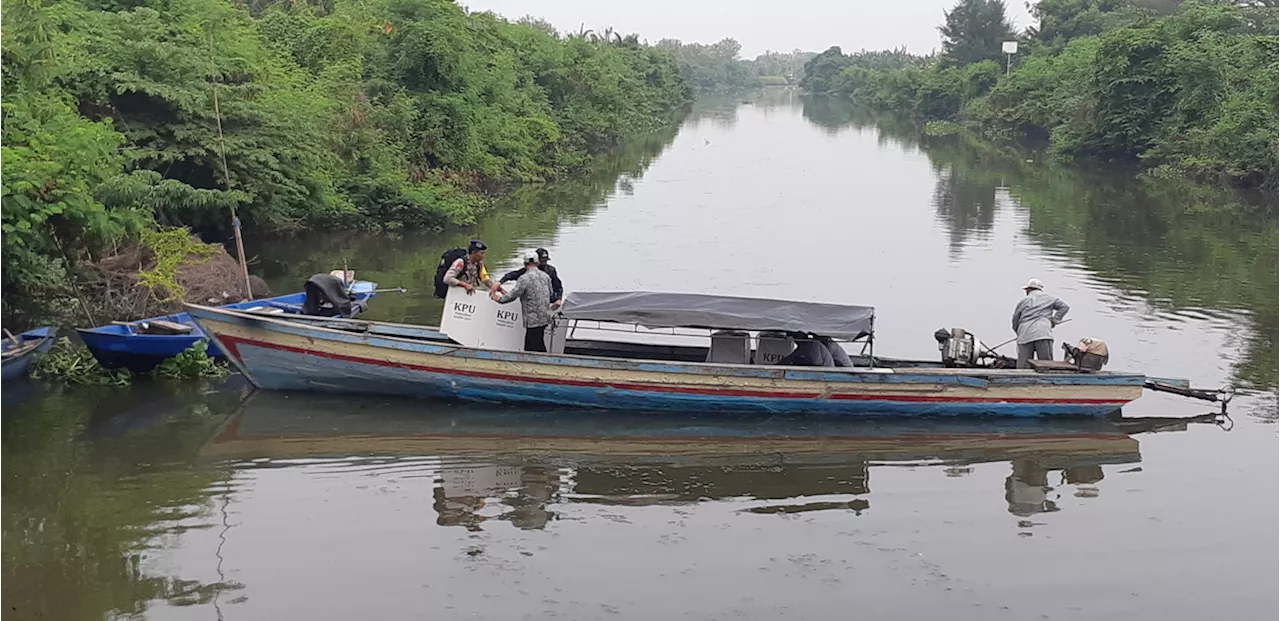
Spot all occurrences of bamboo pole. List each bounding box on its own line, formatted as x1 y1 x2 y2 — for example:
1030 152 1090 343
208 28 254 301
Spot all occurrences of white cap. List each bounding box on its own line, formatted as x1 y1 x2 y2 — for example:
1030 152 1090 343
1023 278 1044 291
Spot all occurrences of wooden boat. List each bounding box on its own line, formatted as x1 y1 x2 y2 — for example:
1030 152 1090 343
80 279 378 373
186 290 1179 417
1 327 56 381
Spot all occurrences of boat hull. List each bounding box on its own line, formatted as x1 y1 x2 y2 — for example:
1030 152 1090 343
1 327 55 381
79 286 377 373
189 305 1146 418
77 322 212 372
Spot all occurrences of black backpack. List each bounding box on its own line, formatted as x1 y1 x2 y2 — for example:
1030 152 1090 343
433 248 469 299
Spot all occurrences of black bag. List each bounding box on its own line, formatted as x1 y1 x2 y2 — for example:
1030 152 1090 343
433 248 469 299
303 274 356 317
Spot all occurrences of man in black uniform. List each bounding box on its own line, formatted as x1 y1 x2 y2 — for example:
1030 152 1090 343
500 248 563 304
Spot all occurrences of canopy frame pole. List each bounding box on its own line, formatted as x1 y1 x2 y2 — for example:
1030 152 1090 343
867 315 876 367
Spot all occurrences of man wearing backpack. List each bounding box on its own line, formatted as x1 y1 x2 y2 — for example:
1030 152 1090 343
439 240 499 296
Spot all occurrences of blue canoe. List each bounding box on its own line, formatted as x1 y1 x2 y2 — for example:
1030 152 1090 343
79 281 378 373
2 327 56 381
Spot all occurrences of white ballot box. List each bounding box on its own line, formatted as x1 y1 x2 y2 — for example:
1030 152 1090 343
755 331 796 365
440 285 526 351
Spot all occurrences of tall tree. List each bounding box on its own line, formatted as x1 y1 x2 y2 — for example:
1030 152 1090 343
1026 0 1131 46
939 0 1017 65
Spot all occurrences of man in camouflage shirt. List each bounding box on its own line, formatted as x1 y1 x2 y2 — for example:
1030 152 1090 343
492 256 559 352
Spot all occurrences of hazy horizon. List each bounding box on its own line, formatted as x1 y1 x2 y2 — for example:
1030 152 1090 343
460 0 1035 58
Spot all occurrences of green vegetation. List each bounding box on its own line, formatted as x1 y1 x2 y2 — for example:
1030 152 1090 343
248 124 682 325
135 228 223 304
153 340 232 380
800 0 1278 190
1 0 691 328
656 39 816 92
29 338 132 385
29 337 229 383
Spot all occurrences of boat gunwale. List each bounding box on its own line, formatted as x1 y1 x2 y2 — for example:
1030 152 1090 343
1 327 55 358
1 327 56 380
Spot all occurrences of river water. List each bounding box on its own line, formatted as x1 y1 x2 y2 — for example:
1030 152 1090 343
4 91 1277 620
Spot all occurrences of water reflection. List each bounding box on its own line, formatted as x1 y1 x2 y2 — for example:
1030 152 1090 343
2 383 1245 620
1006 459 1061 517
1 382 251 621
932 164 999 255
433 464 561 531
200 392 1227 537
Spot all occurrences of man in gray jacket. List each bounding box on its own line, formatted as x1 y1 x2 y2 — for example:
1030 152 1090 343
1011 278 1071 369
492 257 558 352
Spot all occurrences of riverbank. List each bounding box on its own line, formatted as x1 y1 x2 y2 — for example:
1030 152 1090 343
800 0 1278 191
1 0 693 329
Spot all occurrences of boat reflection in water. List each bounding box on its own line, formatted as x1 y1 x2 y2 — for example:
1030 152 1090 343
202 392 1224 530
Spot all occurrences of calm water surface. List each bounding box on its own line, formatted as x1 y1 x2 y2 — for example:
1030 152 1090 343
4 91 1277 620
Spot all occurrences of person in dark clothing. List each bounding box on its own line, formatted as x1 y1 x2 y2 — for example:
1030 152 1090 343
778 332 835 367
501 248 563 303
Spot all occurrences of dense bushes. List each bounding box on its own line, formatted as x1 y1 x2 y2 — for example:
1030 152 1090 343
1 0 690 327
801 0 1278 190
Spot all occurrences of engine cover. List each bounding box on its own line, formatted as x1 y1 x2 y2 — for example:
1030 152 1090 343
939 328 977 367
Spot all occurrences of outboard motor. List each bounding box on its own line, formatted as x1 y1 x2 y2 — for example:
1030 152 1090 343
1062 337 1109 371
302 273 361 318
934 327 978 367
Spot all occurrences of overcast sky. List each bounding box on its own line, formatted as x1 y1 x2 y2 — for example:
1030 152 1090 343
460 0 1034 58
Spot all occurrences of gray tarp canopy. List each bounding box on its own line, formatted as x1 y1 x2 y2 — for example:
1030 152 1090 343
561 291 875 340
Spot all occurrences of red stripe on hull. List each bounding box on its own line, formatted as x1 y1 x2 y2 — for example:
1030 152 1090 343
218 335 1132 406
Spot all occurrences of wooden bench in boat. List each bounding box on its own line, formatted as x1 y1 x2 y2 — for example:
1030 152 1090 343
1 340 41 359
135 319 194 336
112 320 192 332
245 306 288 315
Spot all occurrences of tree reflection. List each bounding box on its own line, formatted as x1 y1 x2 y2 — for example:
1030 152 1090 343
800 94 860 136
2 385 246 621
932 163 999 255
686 97 741 130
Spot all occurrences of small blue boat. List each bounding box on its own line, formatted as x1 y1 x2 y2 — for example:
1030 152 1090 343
2 327 56 381
80 279 378 373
